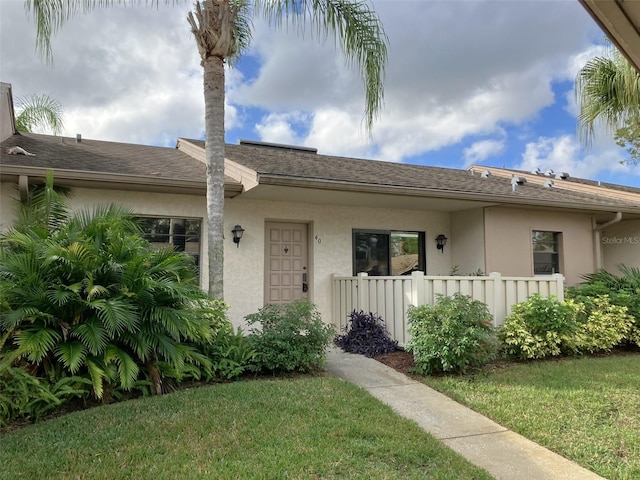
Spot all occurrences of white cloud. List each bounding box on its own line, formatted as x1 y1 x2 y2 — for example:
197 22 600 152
5 0 635 186
516 135 631 179
228 0 596 162
255 112 307 145
464 139 506 166
0 2 204 146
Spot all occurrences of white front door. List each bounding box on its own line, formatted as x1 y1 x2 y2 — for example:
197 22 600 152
265 222 309 304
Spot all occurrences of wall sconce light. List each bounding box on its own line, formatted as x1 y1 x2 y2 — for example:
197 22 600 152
231 224 245 247
435 234 448 253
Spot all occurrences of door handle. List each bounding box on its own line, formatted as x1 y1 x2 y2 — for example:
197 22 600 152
302 272 308 292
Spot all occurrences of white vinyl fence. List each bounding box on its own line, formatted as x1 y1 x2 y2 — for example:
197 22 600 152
332 271 564 346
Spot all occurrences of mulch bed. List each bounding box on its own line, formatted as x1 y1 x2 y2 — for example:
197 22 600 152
373 349 415 375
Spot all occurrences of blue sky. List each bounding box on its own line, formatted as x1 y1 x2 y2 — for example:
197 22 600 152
1 0 639 187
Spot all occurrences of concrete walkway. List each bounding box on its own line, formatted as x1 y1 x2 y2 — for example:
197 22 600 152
324 348 605 480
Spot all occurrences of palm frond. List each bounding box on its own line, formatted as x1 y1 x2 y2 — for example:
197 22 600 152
105 344 140 390
256 0 387 132
576 40 640 147
16 326 61 363
55 341 87 373
15 94 64 134
85 358 107 399
90 298 139 335
0 306 54 330
70 318 110 355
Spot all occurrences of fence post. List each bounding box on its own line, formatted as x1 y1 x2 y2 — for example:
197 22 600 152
554 273 565 302
410 271 425 307
356 272 368 312
489 272 505 326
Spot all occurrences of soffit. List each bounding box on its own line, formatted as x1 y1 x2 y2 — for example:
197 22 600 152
580 0 640 72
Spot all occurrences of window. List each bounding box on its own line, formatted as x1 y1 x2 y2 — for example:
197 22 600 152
353 230 425 276
532 231 560 274
137 217 202 268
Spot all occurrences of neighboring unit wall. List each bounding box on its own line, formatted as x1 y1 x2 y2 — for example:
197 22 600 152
484 206 595 285
0 181 17 230
601 219 640 272
224 197 450 329
0 83 15 142
450 208 486 274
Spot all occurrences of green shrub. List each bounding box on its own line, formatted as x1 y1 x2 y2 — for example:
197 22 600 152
407 294 498 375
0 175 223 402
205 329 256 380
246 301 334 373
567 266 640 348
499 295 583 360
575 296 635 353
0 366 91 426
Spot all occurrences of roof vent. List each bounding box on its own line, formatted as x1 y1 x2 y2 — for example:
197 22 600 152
511 176 526 192
543 179 554 188
480 170 491 178
531 167 541 175
554 172 570 179
239 139 317 153
76 134 82 144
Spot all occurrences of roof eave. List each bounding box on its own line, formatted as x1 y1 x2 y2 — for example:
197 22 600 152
257 174 640 214
579 0 640 73
0 165 243 197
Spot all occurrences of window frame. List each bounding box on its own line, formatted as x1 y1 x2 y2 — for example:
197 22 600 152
531 230 561 275
352 229 426 276
136 216 202 270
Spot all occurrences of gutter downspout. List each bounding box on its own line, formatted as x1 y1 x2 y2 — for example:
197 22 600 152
593 212 623 270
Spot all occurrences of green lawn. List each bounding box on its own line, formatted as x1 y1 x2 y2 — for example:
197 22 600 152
422 353 640 480
0 376 492 480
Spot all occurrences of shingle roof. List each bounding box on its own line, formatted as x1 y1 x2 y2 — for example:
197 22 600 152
496 166 640 195
1 132 206 182
3 133 639 213
188 140 640 212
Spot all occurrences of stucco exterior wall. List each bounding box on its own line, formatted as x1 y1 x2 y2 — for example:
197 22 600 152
601 219 640 272
1 182 451 329
484 207 595 285
0 181 18 231
450 208 486 275
224 196 450 329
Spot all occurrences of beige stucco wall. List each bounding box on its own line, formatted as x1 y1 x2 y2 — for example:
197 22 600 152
1 182 451 329
0 181 18 231
484 207 596 285
450 208 486 275
1 83 15 142
601 219 640 273
224 196 450 329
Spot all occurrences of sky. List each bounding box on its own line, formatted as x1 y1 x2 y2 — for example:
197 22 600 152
1 0 639 187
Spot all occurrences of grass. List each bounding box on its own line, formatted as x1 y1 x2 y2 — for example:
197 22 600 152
0 376 492 480
421 353 640 480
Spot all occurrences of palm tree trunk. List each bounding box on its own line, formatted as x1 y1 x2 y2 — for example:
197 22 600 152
203 54 226 300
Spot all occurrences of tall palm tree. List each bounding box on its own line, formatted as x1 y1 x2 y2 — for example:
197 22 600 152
25 0 388 300
15 93 64 134
575 40 640 148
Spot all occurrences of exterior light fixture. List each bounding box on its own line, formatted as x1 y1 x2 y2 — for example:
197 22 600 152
435 234 448 253
231 224 245 247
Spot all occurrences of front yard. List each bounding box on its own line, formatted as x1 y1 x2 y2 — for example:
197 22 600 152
0 376 492 480
421 353 640 480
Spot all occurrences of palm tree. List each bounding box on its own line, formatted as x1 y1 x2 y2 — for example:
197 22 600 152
25 0 388 300
575 40 640 149
15 93 64 134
